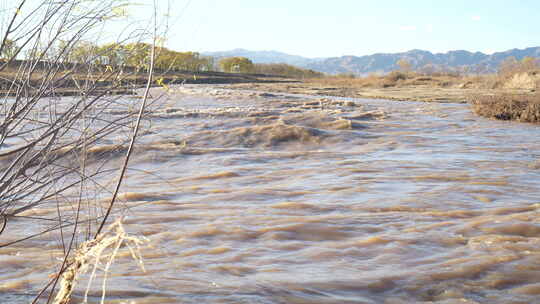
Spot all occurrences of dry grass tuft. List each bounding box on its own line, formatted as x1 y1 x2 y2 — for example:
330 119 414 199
470 93 540 123
385 71 408 82
53 219 147 304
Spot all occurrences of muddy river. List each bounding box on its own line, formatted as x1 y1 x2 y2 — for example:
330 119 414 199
1 85 539 303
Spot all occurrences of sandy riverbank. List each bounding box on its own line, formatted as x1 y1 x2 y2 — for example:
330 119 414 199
216 81 536 103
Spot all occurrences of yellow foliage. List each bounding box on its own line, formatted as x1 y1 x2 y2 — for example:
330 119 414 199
156 77 169 91
218 57 254 73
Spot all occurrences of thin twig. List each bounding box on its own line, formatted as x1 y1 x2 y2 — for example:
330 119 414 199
94 10 157 237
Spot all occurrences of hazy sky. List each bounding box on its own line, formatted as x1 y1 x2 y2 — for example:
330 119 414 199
126 0 539 57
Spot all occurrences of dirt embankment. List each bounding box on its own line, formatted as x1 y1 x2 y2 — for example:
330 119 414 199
0 60 295 97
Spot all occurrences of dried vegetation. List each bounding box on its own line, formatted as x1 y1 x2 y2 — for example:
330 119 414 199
470 93 540 123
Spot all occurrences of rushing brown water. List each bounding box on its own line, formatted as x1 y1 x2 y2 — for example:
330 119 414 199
1 85 540 303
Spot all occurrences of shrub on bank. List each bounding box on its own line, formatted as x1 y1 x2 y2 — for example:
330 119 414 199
385 71 408 82
470 93 540 123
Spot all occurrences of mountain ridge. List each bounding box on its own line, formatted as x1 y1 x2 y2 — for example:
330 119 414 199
202 47 540 75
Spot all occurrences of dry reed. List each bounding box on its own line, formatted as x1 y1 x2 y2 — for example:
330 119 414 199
53 219 147 304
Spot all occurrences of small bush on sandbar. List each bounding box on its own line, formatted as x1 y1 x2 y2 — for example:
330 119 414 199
385 71 408 82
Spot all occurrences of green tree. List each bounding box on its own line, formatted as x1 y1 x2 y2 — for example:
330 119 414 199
199 56 215 71
124 42 152 71
253 63 324 78
219 56 254 73
68 41 99 63
0 39 18 59
153 49 214 72
174 51 202 71
98 42 127 66
154 47 176 70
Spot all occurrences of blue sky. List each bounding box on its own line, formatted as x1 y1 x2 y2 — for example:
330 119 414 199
123 0 540 57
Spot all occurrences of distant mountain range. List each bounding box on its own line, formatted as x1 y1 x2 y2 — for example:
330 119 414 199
203 47 540 75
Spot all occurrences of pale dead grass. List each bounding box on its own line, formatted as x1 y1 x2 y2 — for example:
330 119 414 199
305 72 535 91
53 219 147 304
306 72 469 89
470 93 540 123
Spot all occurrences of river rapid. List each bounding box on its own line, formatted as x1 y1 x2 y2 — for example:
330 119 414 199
1 85 540 303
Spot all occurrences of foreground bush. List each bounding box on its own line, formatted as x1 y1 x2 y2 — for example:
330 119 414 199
0 1 159 302
470 93 540 123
